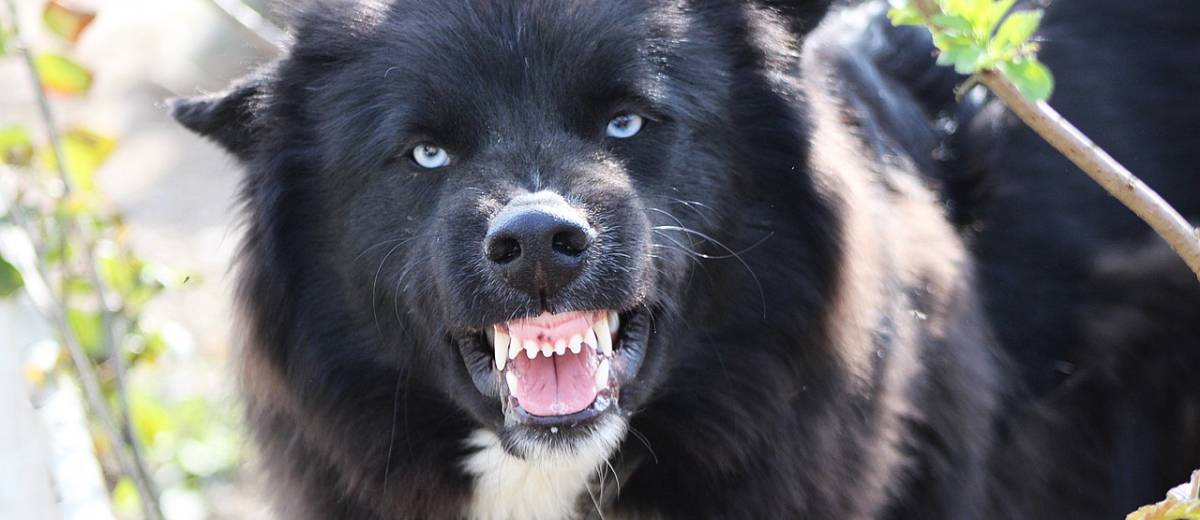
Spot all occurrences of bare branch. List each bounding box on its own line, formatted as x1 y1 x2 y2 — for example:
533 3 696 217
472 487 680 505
204 0 288 51
979 71 1200 280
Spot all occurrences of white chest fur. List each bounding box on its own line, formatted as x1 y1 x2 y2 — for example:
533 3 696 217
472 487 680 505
461 418 626 520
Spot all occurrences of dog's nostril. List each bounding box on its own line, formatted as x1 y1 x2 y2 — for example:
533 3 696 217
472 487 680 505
483 192 595 297
486 236 522 264
552 228 590 257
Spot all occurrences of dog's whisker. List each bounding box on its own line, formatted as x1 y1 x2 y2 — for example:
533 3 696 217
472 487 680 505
381 363 403 492
649 195 721 226
353 235 427 265
627 426 659 465
643 207 698 247
372 242 409 337
603 458 621 497
652 226 768 319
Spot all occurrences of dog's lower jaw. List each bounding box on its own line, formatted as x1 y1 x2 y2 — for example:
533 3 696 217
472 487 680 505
461 414 627 520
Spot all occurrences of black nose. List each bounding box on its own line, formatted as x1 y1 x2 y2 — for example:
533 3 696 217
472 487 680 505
484 192 594 297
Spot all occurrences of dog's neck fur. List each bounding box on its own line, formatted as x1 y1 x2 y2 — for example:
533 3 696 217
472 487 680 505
461 418 627 520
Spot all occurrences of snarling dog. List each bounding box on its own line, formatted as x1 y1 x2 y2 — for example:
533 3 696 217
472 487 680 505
172 0 1200 518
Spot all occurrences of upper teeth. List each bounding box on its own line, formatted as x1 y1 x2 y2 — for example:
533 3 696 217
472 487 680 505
493 328 511 371
488 310 620 370
593 317 612 356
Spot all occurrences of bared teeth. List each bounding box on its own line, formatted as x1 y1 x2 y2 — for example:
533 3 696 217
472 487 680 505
595 358 610 389
508 333 522 360
505 370 519 395
488 309 620 367
593 316 612 356
493 326 510 370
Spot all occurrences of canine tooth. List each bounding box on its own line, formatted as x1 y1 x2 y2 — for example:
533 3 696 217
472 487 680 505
524 339 538 359
593 318 612 356
541 342 554 357
595 358 610 389
583 329 598 350
493 327 511 370
508 334 522 360
569 335 583 354
608 311 620 335
506 370 519 395
554 338 567 355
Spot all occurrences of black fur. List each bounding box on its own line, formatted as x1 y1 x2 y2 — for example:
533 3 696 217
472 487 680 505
171 0 1200 518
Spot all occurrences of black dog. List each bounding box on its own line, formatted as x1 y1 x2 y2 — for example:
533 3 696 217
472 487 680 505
172 0 1200 517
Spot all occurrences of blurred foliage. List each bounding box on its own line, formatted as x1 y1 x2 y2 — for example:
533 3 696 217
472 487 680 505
0 125 34 165
42 0 94 43
0 255 22 296
1127 471 1200 520
887 0 1054 100
34 51 92 94
0 2 243 518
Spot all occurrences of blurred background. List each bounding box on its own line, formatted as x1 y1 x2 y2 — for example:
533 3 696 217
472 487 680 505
1 0 285 518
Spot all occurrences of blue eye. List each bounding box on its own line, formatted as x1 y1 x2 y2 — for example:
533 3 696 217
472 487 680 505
412 143 450 169
606 114 644 139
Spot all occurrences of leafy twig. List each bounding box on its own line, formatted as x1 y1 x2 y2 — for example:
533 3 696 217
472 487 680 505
977 70 1200 279
892 0 1200 280
2 1 164 518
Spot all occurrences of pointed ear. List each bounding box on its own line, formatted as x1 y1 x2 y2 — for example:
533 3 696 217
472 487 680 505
170 73 269 161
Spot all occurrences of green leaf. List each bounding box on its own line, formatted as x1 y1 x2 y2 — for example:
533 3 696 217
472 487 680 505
943 0 985 20
34 53 93 96
43 1 97 44
1126 474 1200 520
0 256 23 298
932 14 974 34
1000 58 1055 101
0 28 9 56
986 0 1019 34
937 45 985 74
995 10 1042 50
0 126 34 166
887 6 926 27
67 308 104 358
931 32 976 52
111 477 141 518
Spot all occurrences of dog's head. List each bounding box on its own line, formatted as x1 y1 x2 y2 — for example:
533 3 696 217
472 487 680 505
174 0 826 459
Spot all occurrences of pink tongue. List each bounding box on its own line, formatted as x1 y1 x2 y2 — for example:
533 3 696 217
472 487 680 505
511 348 598 416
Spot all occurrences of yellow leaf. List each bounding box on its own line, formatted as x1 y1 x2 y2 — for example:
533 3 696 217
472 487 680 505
43 1 96 44
39 127 118 191
34 53 93 96
1128 471 1200 520
0 126 34 166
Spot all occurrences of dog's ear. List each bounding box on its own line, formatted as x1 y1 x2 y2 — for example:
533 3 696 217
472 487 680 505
758 0 834 35
170 73 269 161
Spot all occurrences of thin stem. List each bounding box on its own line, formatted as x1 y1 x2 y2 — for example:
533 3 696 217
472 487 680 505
3 1 164 518
203 0 287 51
908 0 1200 280
978 71 1200 280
